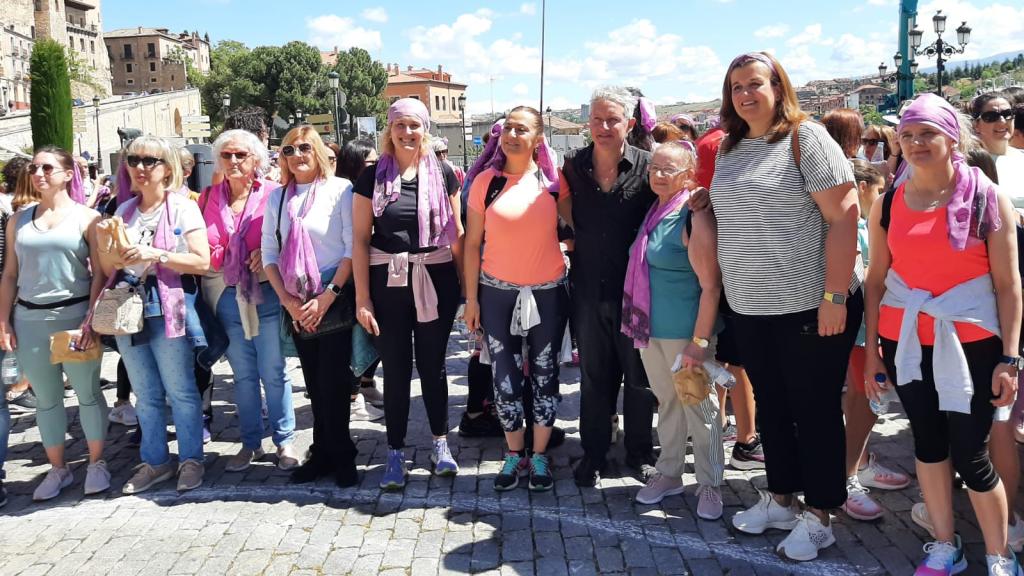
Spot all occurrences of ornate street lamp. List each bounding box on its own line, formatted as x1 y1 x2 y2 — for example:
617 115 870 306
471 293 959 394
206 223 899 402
92 95 102 172
909 10 970 97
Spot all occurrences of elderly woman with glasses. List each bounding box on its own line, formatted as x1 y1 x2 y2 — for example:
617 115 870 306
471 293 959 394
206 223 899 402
201 129 300 473
262 127 359 487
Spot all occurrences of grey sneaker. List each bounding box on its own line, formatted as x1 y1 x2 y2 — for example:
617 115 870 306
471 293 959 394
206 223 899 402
224 447 265 472
276 444 301 471
84 460 111 495
696 484 723 520
177 459 204 492
431 438 459 476
32 466 73 501
635 473 686 505
122 462 174 495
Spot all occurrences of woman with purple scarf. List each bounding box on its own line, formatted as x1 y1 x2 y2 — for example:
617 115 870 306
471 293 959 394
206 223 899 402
352 98 463 491
107 136 211 495
261 126 358 487
864 93 1022 576
202 129 299 474
621 142 725 519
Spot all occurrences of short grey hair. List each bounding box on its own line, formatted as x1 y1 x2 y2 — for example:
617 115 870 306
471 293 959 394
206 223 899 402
590 85 638 120
212 129 269 174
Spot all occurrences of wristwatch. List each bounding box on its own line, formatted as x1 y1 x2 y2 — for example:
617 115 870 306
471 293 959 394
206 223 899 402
325 283 343 296
1000 355 1024 371
158 251 170 265
692 336 710 349
823 291 847 305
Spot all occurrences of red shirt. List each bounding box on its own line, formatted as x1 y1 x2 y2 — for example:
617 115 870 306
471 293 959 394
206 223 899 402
695 127 725 190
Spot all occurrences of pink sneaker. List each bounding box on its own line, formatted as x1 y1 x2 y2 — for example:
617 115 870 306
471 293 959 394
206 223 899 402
857 453 911 490
696 485 723 520
841 476 883 521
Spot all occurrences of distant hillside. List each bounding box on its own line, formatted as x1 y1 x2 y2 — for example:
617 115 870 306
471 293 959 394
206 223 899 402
919 49 1024 74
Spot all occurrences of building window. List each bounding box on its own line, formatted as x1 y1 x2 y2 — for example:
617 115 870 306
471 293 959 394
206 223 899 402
150 77 157 83
90 40 95 53
435 95 440 110
149 62 156 72
452 97 456 111
30 26 35 38
126 63 133 73
409 95 419 100
123 44 133 59
147 42 155 58
68 39 73 50
171 75 175 81
79 38 85 51
127 79 134 85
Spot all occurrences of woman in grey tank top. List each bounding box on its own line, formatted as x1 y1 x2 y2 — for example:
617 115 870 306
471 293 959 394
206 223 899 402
0 146 108 502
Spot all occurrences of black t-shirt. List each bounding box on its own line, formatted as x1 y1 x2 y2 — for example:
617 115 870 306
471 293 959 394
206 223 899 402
353 161 460 254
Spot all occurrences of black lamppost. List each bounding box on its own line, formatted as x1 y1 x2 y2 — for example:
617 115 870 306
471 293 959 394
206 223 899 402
458 94 468 170
221 93 231 120
545 106 553 141
909 10 971 97
879 52 919 101
288 114 295 127
296 109 304 125
92 95 102 172
327 71 342 144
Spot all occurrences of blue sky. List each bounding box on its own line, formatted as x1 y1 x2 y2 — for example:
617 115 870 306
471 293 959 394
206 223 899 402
102 0 1024 113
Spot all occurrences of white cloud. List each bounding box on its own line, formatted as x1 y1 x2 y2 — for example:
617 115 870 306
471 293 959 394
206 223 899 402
513 82 529 95
520 3 536 15
787 24 830 47
361 7 388 23
407 11 541 80
867 0 896 5
754 24 790 39
307 15 382 52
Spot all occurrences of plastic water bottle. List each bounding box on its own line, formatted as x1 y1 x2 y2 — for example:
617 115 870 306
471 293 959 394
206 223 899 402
172 227 187 254
2 355 19 387
703 361 736 390
869 373 898 415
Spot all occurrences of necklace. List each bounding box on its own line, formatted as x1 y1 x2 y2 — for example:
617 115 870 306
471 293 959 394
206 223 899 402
906 180 947 210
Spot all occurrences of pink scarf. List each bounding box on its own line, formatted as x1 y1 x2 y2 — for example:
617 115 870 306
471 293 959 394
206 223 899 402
69 165 86 205
202 179 266 304
371 151 456 248
122 193 186 339
621 189 691 349
279 179 322 300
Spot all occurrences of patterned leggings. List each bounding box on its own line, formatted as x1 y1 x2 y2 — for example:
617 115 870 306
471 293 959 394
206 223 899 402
479 281 568 432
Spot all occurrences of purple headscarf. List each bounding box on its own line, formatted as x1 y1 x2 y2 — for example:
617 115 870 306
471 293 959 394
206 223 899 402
638 97 657 132
115 155 134 205
898 93 1001 250
69 163 86 205
729 52 777 75
669 113 695 127
466 117 559 193
372 98 456 248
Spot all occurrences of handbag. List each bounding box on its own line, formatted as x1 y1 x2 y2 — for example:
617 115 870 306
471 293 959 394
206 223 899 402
672 363 712 406
49 330 103 364
91 284 144 335
95 216 131 271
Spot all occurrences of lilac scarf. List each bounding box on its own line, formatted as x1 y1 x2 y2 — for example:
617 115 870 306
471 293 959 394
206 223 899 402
69 165 86 205
122 193 186 339
638 97 657 132
621 189 691 349
115 156 134 205
279 179 322 300
899 93 1001 250
466 118 560 193
208 179 264 305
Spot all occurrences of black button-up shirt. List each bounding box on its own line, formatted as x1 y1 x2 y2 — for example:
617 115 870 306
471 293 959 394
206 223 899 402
563 143 655 303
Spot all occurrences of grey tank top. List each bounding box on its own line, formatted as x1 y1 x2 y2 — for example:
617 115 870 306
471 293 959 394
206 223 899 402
14 205 92 317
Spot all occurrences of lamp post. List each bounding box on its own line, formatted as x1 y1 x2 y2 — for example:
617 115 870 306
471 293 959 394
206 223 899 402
879 52 919 101
92 95 102 172
296 109 304 125
327 71 342 144
458 94 468 170
909 10 970 97
221 93 231 120
288 114 295 127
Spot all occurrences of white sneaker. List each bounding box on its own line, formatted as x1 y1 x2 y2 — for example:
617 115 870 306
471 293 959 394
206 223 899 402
731 490 800 534
33 466 73 501
84 461 111 495
987 553 1023 576
842 475 884 521
776 511 836 562
108 402 138 426
1008 513 1024 553
351 394 384 422
856 452 911 490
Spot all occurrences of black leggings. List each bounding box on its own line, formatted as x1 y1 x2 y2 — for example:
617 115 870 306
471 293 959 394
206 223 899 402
880 335 1001 492
370 261 460 449
293 328 356 467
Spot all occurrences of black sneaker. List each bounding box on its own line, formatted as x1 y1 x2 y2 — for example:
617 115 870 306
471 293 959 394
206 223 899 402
573 455 606 487
494 452 528 491
7 389 37 412
335 461 359 488
625 451 658 483
458 409 504 438
525 425 566 451
528 453 554 492
0 479 7 508
731 435 766 470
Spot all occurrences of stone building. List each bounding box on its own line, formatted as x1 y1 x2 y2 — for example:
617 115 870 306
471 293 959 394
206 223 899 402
104 27 209 96
384 64 467 124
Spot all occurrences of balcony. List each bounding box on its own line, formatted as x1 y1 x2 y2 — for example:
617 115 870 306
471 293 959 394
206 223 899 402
66 22 98 37
120 54 135 61
63 0 96 10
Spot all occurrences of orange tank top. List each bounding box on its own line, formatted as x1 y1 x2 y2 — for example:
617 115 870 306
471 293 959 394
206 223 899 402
878 184 994 345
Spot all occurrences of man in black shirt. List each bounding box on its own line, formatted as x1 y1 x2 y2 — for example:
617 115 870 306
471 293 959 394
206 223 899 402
561 86 657 487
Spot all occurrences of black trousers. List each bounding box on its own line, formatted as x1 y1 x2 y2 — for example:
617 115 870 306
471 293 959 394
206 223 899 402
730 290 863 510
370 261 460 449
881 335 1000 492
293 328 356 467
575 298 654 461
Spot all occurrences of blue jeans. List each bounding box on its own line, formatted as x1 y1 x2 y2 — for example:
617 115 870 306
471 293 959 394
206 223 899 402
216 283 295 450
0 351 8 480
117 318 204 466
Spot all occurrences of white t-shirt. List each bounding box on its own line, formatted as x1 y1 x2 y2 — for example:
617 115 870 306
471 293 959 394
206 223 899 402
995 147 1024 210
115 198 205 278
261 176 353 274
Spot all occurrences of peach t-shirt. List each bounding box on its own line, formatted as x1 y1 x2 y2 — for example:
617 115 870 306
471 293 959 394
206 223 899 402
468 167 568 286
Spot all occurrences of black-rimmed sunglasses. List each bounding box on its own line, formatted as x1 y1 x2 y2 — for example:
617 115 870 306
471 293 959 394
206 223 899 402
861 138 882 145
280 143 313 157
27 163 57 175
126 155 164 168
978 109 1014 123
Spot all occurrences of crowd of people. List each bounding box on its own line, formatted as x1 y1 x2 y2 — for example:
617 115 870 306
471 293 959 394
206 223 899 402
1 51 1024 574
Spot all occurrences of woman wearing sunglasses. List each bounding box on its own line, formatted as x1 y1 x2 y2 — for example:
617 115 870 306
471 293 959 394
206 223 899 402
352 98 463 491
0 146 107 501
973 93 1024 211
201 129 300 473
108 136 211 494
261 126 359 487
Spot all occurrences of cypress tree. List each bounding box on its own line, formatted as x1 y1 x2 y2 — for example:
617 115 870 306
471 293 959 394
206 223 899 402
30 39 73 151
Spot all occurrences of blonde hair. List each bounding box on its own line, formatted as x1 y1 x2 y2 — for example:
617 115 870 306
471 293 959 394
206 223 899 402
278 126 332 185
177 147 195 171
125 136 184 191
381 116 431 159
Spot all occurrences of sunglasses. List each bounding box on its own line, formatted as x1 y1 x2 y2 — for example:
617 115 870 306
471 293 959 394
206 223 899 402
126 155 164 168
27 163 58 175
220 151 250 161
978 109 1014 123
280 143 313 157
861 138 882 145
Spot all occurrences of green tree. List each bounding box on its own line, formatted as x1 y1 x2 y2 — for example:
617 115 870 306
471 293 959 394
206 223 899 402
329 47 389 132
30 39 73 151
200 40 252 124
860 105 884 126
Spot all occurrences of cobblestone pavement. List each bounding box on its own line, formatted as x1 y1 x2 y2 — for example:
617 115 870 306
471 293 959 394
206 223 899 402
0 333 1016 575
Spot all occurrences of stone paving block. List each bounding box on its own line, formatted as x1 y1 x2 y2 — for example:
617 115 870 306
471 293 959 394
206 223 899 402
350 552 383 575
415 529 446 559
501 561 536 576
226 549 272 576
382 538 416 568
322 547 359 574
438 553 471 575
501 529 535 562
411 557 440 576
596 546 625 572
535 531 566 557
262 553 297 576
869 545 916 576
294 544 330 570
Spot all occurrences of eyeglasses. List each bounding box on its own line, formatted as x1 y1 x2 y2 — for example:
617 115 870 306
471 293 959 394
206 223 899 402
861 138 882 145
27 163 57 175
978 109 1014 123
280 143 313 157
125 155 164 169
220 151 250 161
649 165 687 177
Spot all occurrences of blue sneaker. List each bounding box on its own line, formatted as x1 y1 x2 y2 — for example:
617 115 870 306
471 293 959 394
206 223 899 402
494 452 528 491
988 553 1024 576
528 453 553 492
431 438 459 476
380 449 407 490
915 534 967 576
